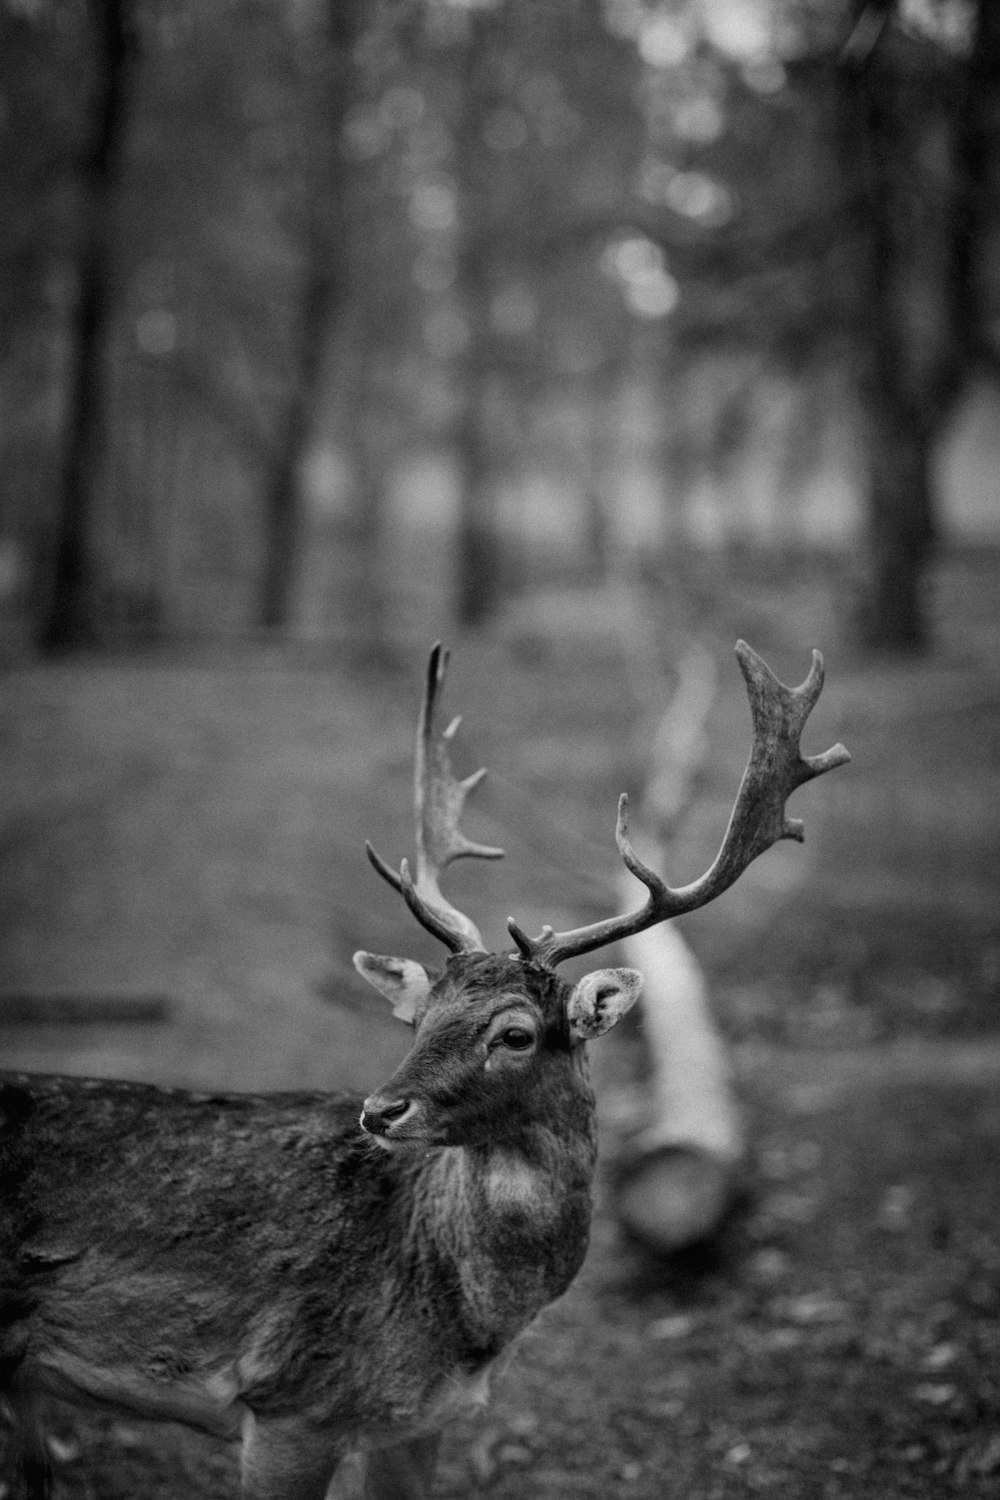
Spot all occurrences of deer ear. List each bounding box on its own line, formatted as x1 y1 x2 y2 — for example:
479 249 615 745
353 952 433 1025
566 967 643 1043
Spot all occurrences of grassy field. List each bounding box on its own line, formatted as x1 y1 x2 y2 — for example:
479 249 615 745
1 545 999 1497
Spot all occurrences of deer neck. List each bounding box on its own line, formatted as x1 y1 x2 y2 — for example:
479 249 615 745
412 1071 597 1352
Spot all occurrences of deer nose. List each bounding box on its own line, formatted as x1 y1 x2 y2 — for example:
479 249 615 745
360 1096 416 1135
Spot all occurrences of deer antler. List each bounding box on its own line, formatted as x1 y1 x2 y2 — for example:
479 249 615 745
367 643 504 953
507 641 850 968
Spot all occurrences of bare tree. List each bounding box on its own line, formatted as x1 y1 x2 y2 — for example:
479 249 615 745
838 0 1000 649
259 0 364 634
41 0 137 651
450 12 505 629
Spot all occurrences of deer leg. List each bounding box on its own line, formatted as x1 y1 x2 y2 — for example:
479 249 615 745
4 1394 51 1500
362 1431 442 1500
239 1413 345 1500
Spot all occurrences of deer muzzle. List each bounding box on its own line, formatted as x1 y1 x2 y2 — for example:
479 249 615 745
359 1094 419 1141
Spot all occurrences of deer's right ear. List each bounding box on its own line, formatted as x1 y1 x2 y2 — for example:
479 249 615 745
353 952 432 1025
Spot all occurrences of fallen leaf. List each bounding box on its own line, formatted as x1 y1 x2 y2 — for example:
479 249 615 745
45 1435 80 1464
781 1291 849 1325
911 1382 958 1406
921 1342 960 1372
496 1443 533 1467
878 1184 916 1230
648 1313 696 1341
748 1247 789 1284
971 1435 1000 1475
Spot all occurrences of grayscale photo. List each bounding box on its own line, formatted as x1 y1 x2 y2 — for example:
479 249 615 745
1 1 998 1497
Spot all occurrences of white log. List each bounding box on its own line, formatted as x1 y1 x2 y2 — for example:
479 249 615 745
610 629 744 1250
612 889 743 1252
621 907 743 1167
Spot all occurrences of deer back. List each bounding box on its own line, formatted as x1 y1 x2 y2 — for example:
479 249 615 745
2 1074 406 1436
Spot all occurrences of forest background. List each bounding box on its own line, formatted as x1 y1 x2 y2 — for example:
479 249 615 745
2 0 999 656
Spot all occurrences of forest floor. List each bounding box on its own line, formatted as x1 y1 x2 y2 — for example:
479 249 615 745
1 545 999 1499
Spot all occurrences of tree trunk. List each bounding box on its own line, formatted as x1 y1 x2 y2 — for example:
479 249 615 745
954 0 1000 377
860 400 934 649
845 38 940 652
258 0 360 635
259 221 337 632
453 343 500 629
452 18 503 630
344 425 389 662
841 10 998 652
40 0 134 652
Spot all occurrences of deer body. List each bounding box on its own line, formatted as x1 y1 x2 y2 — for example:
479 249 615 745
0 641 847 1499
0 955 626 1499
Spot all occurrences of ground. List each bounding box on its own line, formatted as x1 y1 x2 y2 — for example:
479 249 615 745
1 546 998 1498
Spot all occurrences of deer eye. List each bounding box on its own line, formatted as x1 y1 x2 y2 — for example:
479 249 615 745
497 1026 535 1051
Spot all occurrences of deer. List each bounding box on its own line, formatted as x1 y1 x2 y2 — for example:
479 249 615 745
0 640 848 1500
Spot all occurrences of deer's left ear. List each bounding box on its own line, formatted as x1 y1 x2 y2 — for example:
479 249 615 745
566 967 643 1043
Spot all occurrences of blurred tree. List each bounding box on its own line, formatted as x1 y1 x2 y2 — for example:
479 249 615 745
415 0 643 622
40 0 138 650
450 5 506 627
259 0 363 633
836 0 1000 648
0 5 78 608
105 0 303 636
601 0 999 651
5 0 992 650
321 0 429 650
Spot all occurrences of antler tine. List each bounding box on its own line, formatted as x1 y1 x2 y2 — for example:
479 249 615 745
414 644 505 880
366 643 504 954
508 641 850 968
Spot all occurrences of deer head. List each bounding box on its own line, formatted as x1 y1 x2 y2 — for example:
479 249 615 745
353 646 641 1152
354 641 848 1153
355 949 641 1151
